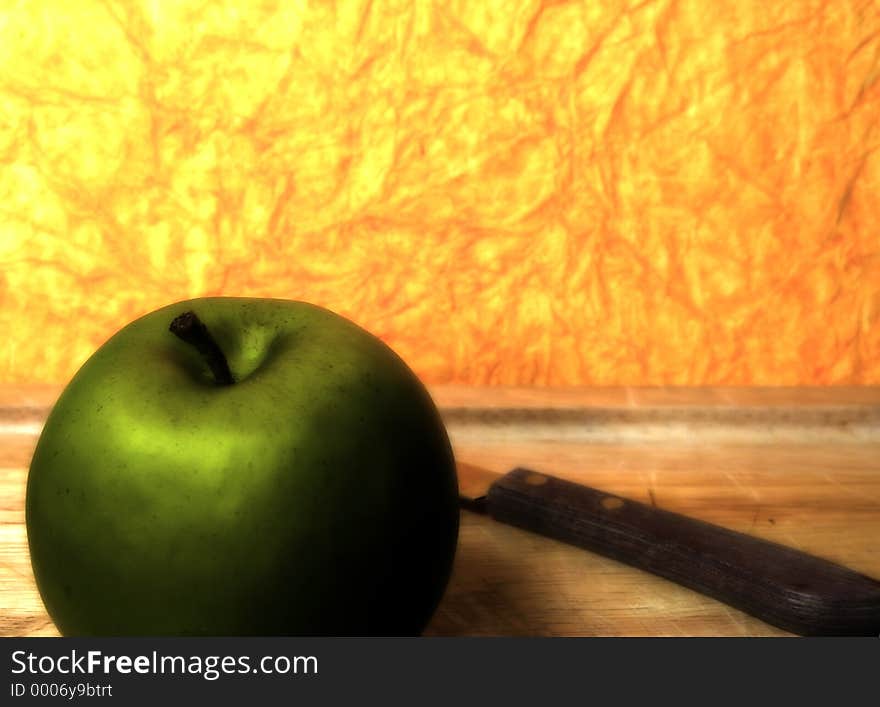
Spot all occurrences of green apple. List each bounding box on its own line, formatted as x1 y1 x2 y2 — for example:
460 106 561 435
26 297 459 636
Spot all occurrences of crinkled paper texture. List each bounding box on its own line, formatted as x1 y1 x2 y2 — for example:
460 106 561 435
1 0 878 384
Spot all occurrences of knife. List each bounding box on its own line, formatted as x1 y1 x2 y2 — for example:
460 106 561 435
457 462 880 636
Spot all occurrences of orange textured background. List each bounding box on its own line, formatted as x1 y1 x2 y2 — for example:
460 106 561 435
1 0 879 385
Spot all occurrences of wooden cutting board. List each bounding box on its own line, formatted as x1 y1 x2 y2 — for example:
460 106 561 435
2 385 879 637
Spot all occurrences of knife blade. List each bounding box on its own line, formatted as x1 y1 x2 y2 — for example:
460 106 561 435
457 462 880 636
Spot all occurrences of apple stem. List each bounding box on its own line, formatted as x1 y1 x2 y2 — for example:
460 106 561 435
169 311 235 386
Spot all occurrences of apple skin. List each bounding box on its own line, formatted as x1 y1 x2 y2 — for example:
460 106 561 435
26 297 459 636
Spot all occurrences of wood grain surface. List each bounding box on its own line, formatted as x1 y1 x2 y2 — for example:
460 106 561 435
2 385 879 637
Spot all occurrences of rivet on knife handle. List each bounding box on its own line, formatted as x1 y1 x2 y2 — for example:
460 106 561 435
486 468 880 636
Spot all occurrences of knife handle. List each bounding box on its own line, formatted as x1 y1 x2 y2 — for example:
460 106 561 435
487 468 880 636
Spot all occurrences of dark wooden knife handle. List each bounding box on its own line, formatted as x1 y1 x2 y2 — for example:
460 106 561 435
487 468 880 636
